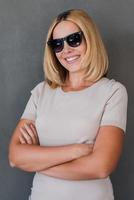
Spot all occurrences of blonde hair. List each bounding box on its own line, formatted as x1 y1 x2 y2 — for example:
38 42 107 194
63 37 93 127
44 9 108 88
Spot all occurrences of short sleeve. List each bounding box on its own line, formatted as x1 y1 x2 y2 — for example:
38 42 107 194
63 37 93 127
100 82 128 133
21 81 44 121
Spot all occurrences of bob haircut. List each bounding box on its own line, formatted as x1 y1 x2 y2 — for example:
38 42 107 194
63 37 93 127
44 9 108 88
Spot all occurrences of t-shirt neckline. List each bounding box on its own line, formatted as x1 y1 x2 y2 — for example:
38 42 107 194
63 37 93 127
58 77 107 95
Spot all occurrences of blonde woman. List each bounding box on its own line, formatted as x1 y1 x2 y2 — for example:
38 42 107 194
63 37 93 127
9 9 128 200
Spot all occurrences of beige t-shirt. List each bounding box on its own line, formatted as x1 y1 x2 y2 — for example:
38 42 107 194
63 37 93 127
21 77 128 200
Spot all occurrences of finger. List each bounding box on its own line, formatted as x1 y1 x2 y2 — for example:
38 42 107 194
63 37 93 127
24 123 39 145
29 124 39 144
23 123 36 144
24 123 35 137
27 124 38 144
30 123 38 137
19 135 26 144
20 127 32 144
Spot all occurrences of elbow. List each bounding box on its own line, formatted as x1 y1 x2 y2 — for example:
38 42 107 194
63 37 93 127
8 150 28 171
97 170 110 179
8 151 37 172
97 165 112 179
8 143 20 168
8 143 37 172
89 163 112 179
8 156 23 170
9 160 16 168
8 151 18 168
8 149 15 167
9 154 33 172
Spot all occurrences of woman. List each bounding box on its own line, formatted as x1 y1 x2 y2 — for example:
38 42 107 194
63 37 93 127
9 9 128 200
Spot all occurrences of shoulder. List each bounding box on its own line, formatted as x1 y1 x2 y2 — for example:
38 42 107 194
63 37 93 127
101 77 128 98
30 81 46 96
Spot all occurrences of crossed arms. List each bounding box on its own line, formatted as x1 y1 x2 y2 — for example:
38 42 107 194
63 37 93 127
9 119 124 180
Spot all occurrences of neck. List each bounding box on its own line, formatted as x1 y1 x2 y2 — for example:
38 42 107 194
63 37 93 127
65 72 93 88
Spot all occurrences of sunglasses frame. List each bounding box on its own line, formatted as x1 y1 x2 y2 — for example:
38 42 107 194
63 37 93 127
47 31 83 53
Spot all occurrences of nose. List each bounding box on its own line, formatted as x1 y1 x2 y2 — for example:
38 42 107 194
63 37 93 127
62 41 72 53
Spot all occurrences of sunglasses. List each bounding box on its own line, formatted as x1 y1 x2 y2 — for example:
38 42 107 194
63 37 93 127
47 31 83 53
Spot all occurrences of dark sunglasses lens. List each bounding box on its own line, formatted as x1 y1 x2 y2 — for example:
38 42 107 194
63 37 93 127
67 33 82 47
50 39 63 53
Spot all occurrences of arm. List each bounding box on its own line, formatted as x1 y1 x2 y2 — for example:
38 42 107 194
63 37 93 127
9 119 92 172
40 126 125 180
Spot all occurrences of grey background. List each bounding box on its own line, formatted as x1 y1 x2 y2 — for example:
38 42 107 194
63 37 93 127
0 0 133 199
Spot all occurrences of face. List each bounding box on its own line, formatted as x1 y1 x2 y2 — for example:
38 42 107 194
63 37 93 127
52 20 87 75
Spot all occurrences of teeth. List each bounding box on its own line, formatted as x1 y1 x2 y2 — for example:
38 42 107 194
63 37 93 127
66 56 79 62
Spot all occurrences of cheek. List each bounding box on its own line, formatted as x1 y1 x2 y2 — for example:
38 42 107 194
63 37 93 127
55 53 61 61
56 53 64 63
55 54 66 67
80 40 87 54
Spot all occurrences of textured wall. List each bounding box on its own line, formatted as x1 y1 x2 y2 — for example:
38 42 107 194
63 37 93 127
0 0 133 199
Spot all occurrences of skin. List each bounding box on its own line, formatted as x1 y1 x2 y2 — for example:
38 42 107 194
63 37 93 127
9 20 125 180
18 123 124 180
53 20 94 90
9 119 93 171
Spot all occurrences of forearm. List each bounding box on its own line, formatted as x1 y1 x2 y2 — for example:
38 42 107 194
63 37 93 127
40 152 108 180
40 157 90 180
40 128 124 181
9 143 83 172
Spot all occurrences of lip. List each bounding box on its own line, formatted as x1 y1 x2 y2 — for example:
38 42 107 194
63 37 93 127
65 55 80 63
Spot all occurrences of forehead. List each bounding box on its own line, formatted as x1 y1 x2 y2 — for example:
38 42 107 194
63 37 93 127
53 20 80 39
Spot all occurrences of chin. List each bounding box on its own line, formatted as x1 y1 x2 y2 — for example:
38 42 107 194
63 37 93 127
67 64 82 72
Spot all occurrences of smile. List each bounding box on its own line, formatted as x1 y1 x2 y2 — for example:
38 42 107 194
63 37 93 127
65 56 80 63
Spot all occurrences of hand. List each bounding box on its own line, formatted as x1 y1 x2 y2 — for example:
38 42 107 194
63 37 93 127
19 122 39 145
74 143 93 158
